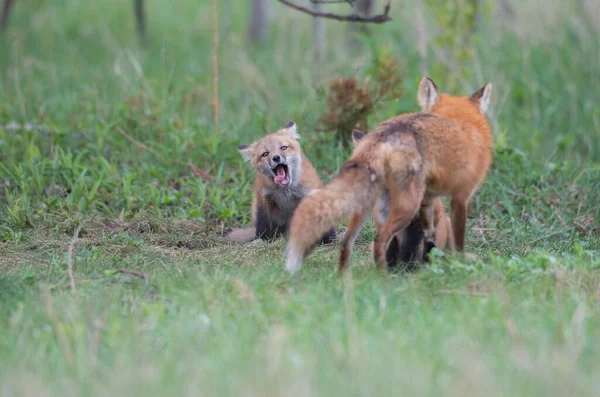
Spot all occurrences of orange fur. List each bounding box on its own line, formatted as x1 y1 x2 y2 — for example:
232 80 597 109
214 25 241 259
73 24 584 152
417 78 492 251
285 78 492 273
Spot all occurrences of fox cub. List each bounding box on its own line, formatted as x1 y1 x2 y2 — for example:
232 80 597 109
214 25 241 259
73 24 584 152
227 121 336 245
285 78 492 273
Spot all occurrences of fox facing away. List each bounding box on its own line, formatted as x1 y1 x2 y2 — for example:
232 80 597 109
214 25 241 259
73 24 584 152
227 121 336 245
285 78 492 274
351 130 455 268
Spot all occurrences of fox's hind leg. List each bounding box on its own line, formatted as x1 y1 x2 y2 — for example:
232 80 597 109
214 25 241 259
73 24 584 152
418 197 436 247
373 191 423 270
338 210 369 271
373 210 417 270
450 196 468 251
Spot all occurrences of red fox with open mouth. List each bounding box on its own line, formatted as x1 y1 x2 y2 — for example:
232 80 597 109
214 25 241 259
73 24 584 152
227 121 336 245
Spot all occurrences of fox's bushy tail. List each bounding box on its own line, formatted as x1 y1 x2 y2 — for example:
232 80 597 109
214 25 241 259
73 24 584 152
285 161 379 273
227 227 256 243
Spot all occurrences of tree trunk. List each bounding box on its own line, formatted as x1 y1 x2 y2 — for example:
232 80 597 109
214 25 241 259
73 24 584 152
312 2 326 61
134 0 147 44
0 0 16 32
347 0 375 51
248 0 271 42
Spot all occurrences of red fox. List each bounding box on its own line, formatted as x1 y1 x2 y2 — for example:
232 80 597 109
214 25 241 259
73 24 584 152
285 78 492 273
227 121 336 244
352 131 454 268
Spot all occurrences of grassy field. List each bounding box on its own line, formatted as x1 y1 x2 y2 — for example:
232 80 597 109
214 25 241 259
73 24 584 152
0 0 599 395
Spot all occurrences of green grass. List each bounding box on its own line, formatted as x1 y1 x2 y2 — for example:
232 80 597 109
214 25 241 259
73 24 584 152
0 0 599 395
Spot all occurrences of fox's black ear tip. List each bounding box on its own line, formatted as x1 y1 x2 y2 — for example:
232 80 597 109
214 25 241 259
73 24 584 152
285 121 296 129
352 129 366 141
237 144 249 150
422 76 437 86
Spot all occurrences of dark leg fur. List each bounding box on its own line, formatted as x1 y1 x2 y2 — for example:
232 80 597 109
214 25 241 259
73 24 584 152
385 235 401 266
318 228 336 245
387 214 428 272
255 205 283 241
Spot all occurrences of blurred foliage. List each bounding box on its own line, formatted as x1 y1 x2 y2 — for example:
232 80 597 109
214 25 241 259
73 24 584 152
425 0 493 89
316 50 405 146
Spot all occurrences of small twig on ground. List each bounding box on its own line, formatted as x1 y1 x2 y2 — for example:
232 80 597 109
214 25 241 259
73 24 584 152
435 289 489 297
277 0 391 23
67 223 83 295
117 127 165 161
472 227 496 231
115 268 149 286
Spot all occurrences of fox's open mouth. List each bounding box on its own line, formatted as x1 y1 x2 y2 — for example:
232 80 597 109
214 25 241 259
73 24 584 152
273 164 290 185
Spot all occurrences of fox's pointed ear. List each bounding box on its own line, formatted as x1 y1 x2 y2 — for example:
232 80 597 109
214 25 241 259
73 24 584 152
237 144 254 162
469 83 492 113
417 77 440 112
351 129 366 146
282 121 300 140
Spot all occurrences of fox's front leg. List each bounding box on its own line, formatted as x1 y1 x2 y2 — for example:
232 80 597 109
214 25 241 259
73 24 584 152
255 204 282 240
372 222 388 269
338 210 369 271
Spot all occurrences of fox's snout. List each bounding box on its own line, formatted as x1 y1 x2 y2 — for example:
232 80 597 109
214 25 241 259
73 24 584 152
270 154 285 167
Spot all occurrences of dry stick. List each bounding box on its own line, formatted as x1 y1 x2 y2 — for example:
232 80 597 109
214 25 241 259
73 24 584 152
117 127 165 162
67 223 83 295
277 0 391 23
435 289 489 297
115 268 149 286
212 0 219 134
116 127 214 180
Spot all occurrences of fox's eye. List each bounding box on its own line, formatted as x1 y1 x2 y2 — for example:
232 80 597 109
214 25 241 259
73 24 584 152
280 146 287 151
262 152 269 157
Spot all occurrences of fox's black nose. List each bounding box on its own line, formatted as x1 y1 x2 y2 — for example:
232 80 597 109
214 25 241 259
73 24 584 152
272 155 281 163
